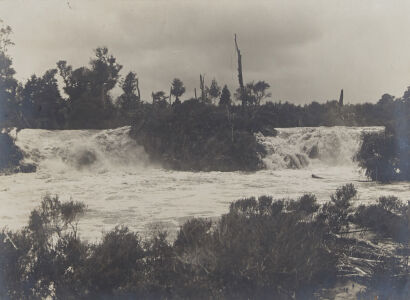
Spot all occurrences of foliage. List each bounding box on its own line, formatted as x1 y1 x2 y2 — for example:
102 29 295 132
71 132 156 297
352 196 409 243
56 47 123 128
318 183 357 233
235 80 271 107
130 99 266 171
207 79 221 104
0 131 23 172
117 71 141 122
1 186 409 299
355 121 410 182
19 69 66 128
0 20 18 128
0 195 86 299
170 78 185 102
219 84 231 107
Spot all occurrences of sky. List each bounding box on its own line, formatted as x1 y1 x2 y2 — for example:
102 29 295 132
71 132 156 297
1 0 410 104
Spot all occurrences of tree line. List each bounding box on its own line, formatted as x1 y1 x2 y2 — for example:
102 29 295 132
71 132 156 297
1 20 409 176
1 19 408 131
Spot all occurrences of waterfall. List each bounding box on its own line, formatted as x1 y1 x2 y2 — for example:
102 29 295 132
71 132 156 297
256 126 384 170
14 126 149 172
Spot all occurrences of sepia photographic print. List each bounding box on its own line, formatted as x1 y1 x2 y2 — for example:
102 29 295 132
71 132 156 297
0 0 409 299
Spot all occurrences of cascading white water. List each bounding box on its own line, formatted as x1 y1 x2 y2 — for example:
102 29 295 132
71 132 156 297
2 125 409 241
15 126 150 172
256 126 384 170
13 126 384 173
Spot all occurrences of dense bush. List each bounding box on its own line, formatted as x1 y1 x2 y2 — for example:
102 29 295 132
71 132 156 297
0 130 36 174
352 196 409 243
130 100 268 171
355 95 410 182
356 125 410 182
1 185 408 299
0 131 23 172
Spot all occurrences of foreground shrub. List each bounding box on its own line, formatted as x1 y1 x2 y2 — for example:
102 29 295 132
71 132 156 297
352 196 409 243
1 185 409 299
0 195 86 299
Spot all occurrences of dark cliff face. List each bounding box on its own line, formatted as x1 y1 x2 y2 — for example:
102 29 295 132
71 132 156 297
129 100 267 172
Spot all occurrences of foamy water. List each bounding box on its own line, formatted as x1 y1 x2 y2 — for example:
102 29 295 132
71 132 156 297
1 126 409 241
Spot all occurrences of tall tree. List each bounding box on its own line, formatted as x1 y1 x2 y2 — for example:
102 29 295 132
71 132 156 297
0 20 18 127
199 74 207 103
237 81 271 107
234 34 245 107
207 79 221 104
56 47 122 128
21 69 65 128
219 85 231 107
89 47 123 106
251 81 271 106
0 19 14 53
170 78 185 103
118 72 140 111
151 91 168 105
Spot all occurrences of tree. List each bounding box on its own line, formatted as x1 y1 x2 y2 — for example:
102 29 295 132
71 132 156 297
170 78 185 103
56 48 122 128
199 74 207 103
20 69 65 128
0 20 18 127
402 86 410 101
237 81 271 107
0 19 14 53
89 47 123 107
250 80 271 106
151 91 168 105
234 34 245 108
118 72 140 112
207 79 221 104
219 85 231 107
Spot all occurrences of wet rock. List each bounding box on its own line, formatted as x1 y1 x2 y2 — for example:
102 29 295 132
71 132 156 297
259 125 278 137
18 163 37 173
308 145 319 159
75 150 98 168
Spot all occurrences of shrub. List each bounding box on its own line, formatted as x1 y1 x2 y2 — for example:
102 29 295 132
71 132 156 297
1 186 409 299
318 184 357 234
352 197 409 243
0 131 23 172
130 101 266 172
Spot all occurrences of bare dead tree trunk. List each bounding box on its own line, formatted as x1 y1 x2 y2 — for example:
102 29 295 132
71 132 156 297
234 34 245 108
136 78 141 101
169 86 172 105
234 34 244 89
194 88 197 100
200 74 206 103
339 89 344 106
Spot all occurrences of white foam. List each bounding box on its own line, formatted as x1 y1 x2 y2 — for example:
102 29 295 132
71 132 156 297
256 126 384 170
1 126 408 242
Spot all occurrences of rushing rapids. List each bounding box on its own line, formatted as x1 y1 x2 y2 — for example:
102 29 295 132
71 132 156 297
257 126 384 170
1 126 409 240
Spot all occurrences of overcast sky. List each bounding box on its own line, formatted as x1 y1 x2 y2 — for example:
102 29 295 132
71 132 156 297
1 0 410 104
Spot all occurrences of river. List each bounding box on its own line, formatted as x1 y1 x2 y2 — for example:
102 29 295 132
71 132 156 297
1 126 409 241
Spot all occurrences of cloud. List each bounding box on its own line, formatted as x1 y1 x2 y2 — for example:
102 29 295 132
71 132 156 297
1 0 410 103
